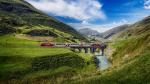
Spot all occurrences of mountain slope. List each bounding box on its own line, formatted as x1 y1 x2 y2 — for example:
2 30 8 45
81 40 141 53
0 0 86 42
110 16 150 65
100 24 129 39
72 16 150 84
115 16 150 38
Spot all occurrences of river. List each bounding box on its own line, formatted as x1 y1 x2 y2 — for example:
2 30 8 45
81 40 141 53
95 52 111 70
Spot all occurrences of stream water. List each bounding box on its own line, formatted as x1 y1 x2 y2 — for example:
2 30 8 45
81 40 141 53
95 52 111 70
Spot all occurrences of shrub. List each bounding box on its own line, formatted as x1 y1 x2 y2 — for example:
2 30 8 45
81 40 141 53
32 53 86 71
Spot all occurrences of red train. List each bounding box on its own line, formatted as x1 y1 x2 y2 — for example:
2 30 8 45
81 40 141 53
40 43 55 47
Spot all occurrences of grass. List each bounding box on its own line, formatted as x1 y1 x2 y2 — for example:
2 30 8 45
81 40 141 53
0 35 72 57
70 33 150 84
112 33 150 65
74 50 150 84
0 35 96 83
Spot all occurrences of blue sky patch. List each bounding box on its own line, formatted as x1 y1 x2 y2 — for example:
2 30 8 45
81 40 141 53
26 0 150 32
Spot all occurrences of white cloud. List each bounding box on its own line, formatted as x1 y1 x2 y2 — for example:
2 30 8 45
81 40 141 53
69 19 129 33
144 0 150 9
26 0 105 21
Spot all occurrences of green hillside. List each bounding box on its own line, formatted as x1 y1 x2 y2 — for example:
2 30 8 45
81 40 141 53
0 0 95 83
0 35 95 84
71 16 150 84
0 0 86 42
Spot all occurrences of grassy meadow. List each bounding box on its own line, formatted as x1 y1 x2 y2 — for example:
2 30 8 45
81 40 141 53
0 35 96 84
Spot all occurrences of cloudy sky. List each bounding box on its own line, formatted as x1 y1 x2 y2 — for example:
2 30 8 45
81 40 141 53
26 0 150 33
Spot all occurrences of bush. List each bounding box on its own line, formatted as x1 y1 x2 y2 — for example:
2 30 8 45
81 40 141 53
32 53 86 71
0 23 16 34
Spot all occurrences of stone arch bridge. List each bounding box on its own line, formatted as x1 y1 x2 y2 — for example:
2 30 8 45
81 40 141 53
70 44 107 55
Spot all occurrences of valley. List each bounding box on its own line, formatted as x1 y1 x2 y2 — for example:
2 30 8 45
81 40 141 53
0 0 150 84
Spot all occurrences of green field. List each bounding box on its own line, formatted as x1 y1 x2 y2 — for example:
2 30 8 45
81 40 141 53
0 35 96 84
